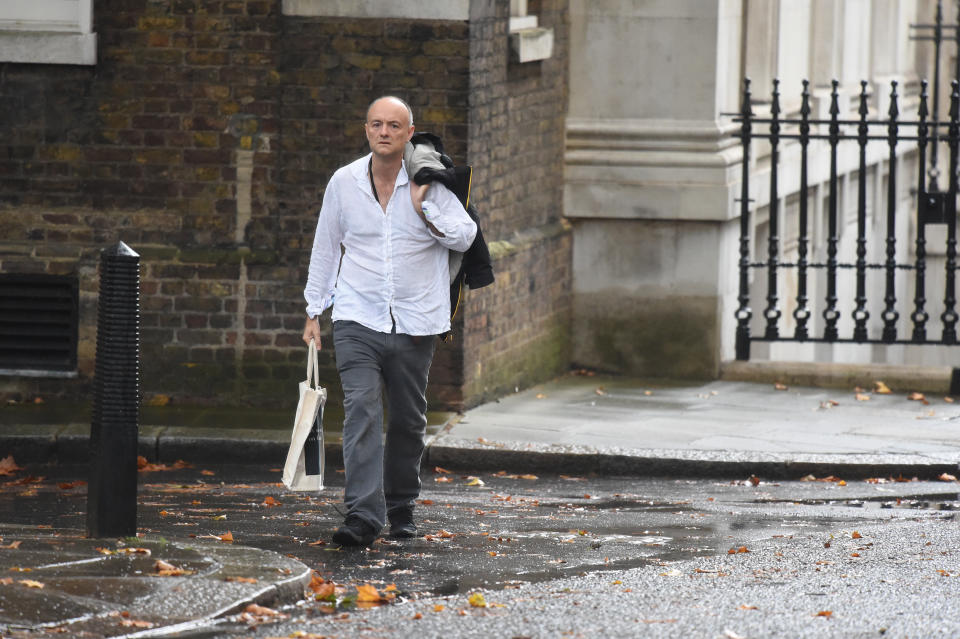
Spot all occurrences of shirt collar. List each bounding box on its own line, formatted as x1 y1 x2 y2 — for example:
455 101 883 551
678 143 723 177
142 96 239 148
352 154 410 191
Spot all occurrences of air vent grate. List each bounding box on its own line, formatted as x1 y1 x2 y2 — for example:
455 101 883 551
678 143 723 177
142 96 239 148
0 274 78 372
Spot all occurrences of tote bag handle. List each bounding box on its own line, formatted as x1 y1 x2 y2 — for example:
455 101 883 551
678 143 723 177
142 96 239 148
306 339 320 390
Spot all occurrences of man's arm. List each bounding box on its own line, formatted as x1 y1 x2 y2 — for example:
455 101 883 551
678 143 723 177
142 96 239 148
410 181 477 252
303 180 344 347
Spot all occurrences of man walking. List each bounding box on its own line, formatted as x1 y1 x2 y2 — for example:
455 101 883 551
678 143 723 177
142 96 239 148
302 96 477 546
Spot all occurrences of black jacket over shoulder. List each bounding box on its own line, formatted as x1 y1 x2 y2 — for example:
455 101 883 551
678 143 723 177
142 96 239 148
404 133 494 326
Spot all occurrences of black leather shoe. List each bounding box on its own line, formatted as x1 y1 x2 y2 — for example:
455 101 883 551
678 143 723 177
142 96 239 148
388 507 417 538
332 515 378 546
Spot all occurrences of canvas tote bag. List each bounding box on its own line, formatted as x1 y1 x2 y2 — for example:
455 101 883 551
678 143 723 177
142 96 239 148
282 339 326 491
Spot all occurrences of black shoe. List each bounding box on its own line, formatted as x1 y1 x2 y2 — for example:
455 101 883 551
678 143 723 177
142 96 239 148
388 507 417 539
332 515 378 547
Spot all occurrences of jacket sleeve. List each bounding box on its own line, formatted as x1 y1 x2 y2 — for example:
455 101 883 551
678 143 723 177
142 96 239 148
421 182 477 252
304 178 343 318
463 204 495 289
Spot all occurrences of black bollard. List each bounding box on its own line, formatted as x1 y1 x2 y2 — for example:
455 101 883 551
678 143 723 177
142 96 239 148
87 241 140 538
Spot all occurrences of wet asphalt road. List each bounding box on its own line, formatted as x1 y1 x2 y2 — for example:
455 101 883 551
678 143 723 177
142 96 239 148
3 462 960 638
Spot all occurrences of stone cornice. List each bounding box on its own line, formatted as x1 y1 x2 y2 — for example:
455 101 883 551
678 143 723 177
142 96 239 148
566 118 741 168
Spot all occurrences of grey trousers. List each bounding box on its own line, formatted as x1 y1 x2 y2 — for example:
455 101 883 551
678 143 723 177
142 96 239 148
332 320 437 530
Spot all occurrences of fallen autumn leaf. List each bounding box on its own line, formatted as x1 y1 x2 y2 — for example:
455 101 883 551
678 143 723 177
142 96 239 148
0 455 23 477
873 381 892 394
468 592 487 608
356 584 384 602
243 603 280 616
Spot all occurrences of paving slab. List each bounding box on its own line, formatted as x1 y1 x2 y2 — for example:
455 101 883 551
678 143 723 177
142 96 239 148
0 525 311 637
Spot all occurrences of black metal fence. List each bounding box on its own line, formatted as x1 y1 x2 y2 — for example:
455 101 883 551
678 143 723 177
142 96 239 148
733 76 960 360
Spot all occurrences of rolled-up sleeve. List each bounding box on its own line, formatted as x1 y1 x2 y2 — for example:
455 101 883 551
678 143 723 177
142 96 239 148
304 180 343 318
421 184 477 252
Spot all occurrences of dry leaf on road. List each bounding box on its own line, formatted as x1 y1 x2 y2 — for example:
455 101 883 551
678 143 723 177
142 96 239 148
119 619 154 629
0 455 23 477
199 532 234 543
356 584 384 602
244 603 280 616
153 559 192 577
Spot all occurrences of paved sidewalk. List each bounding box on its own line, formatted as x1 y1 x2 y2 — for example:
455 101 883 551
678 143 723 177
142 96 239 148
430 375 960 479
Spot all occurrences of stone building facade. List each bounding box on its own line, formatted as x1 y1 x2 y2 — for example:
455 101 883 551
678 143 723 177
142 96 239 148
0 0 570 410
566 0 959 378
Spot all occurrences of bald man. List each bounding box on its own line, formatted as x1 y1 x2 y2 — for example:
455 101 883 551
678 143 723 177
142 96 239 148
303 96 477 546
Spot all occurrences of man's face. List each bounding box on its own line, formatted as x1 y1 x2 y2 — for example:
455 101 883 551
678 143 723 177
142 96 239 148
365 99 414 160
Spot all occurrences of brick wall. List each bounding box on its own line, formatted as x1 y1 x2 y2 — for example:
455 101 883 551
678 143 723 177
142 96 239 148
0 0 571 412
461 0 572 405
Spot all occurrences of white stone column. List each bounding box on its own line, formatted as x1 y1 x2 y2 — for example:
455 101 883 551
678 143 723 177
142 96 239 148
565 0 744 377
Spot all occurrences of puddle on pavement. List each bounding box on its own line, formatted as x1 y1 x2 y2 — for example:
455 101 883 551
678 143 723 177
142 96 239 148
755 492 960 511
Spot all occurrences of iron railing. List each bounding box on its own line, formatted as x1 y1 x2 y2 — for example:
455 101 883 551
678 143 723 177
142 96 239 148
733 76 960 360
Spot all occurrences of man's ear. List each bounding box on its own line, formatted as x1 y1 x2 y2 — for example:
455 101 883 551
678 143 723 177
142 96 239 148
406 125 415 142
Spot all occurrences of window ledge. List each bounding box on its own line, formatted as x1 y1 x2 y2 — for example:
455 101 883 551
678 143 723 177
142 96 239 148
282 0 469 20
509 26 554 63
0 31 97 65
509 15 538 31
0 369 78 379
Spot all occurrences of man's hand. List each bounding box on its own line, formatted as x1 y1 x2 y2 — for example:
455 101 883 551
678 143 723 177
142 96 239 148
410 181 430 213
302 316 322 349
410 181 445 237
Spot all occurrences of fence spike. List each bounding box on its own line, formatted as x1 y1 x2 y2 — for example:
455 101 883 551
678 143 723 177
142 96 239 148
794 78 812 341
823 79 841 341
853 80 871 342
764 78 782 339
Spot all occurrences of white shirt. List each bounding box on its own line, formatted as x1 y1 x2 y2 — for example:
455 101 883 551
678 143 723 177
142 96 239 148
304 154 478 335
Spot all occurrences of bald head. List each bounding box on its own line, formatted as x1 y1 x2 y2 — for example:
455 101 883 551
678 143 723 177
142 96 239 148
367 96 414 128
